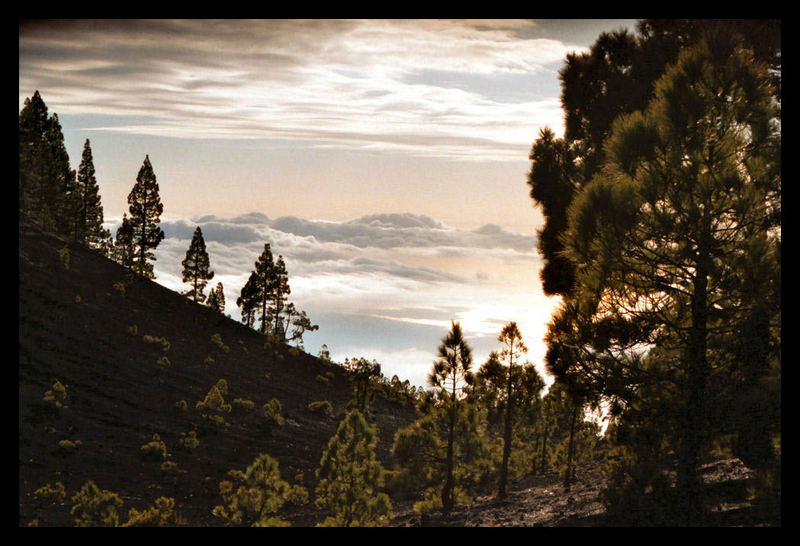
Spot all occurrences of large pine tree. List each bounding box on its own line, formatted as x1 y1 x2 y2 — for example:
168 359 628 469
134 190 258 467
127 155 164 279
252 243 277 335
181 226 214 303
74 139 110 249
18 90 78 236
556 30 780 522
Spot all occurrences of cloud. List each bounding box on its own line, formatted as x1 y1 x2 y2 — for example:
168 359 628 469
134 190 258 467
19 19 586 160
114 210 555 387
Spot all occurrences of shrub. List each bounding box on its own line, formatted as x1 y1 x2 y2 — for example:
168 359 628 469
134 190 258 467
156 356 171 369
33 482 66 503
211 333 230 353
263 398 285 426
179 430 200 450
196 380 231 424
307 400 333 417
160 461 178 474
112 282 126 296
213 453 307 526
127 324 139 336
140 434 168 461
57 439 82 454
58 245 70 270
123 496 186 527
74 294 82 304
204 355 215 365
174 400 188 411
143 335 170 351
71 481 123 527
43 380 68 409
233 398 256 411
315 374 329 384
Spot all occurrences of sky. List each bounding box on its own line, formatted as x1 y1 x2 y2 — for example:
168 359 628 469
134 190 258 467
19 19 638 388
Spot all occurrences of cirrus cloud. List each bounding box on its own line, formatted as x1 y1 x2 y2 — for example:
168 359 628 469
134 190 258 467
19 19 587 161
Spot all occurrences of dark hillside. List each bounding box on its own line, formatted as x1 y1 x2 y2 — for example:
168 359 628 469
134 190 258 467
18 221 416 526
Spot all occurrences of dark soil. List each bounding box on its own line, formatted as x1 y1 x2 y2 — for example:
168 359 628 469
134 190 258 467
18 221 415 527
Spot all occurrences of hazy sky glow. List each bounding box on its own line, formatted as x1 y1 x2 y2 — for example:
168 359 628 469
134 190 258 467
20 18 636 387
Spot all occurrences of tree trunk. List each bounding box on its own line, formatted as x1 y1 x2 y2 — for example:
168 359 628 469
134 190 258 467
442 374 457 513
564 402 577 490
539 425 549 475
676 256 710 524
498 360 514 498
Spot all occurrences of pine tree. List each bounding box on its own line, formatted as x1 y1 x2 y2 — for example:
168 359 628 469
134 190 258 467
74 139 110 249
181 227 214 303
18 90 77 236
315 410 392 526
207 282 225 313
253 243 277 335
472 323 544 498
271 255 291 336
559 31 780 522
113 213 136 269
428 321 474 513
127 155 164 279
495 322 527 498
237 272 259 328
213 453 306 527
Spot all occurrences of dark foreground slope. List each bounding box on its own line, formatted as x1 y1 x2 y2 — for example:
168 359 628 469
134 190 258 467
18 222 415 526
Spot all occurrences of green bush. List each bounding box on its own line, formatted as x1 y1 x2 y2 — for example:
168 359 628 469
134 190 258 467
43 380 68 409
156 356 171 369
307 400 333 417
58 245 70 270
57 439 82 454
174 400 188 411
179 430 200 450
233 398 256 411
197 380 231 425
123 496 186 527
143 335 170 351
263 398 285 426
127 324 138 336
71 481 123 527
211 333 230 353
33 482 66 503
140 434 168 461
212 453 307 526
315 374 329 384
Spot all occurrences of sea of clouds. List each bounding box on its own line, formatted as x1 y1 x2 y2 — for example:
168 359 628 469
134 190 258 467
107 212 558 388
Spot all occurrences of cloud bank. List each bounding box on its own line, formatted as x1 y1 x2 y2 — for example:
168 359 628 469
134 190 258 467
108 211 557 387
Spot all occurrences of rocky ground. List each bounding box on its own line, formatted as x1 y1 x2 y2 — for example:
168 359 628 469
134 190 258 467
391 458 780 527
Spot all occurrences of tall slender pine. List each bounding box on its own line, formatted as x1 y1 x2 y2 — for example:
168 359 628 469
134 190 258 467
127 155 164 279
181 226 214 303
74 139 110 249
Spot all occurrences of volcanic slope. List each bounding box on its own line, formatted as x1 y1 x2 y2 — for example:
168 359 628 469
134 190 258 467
18 221 416 526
